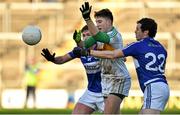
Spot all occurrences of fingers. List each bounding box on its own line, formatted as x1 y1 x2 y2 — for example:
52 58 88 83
85 2 89 9
41 52 45 56
89 6 92 12
45 48 50 54
52 53 56 57
80 2 90 12
80 8 83 12
73 30 77 39
42 48 48 53
41 48 51 57
83 4 85 10
41 53 45 57
42 48 46 53
77 30 81 34
42 48 50 55
79 4 84 12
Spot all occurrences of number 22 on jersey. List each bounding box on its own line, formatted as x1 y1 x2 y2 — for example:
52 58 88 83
145 52 165 73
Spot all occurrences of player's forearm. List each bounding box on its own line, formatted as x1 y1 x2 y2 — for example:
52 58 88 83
90 50 115 59
53 57 66 64
90 49 124 59
85 19 110 44
86 20 99 35
53 54 72 64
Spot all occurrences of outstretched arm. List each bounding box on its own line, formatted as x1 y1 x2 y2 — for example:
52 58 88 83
54 54 73 64
73 29 97 49
90 49 124 59
79 2 110 43
79 2 99 36
41 48 73 64
72 47 125 59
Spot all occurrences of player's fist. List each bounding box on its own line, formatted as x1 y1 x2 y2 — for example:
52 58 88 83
80 2 92 21
72 47 90 57
73 30 81 44
41 48 55 62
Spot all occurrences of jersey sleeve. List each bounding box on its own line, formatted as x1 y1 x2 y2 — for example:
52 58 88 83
93 32 110 43
84 36 97 48
68 51 78 59
122 42 139 57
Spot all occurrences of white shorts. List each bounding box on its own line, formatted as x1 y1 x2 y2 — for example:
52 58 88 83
142 82 170 111
101 76 131 97
78 89 104 112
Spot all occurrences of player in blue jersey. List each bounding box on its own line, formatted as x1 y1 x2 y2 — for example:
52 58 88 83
77 18 170 114
41 25 104 114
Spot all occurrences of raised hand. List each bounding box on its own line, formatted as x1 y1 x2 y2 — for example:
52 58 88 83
41 48 55 62
80 2 92 21
73 30 81 44
72 47 90 57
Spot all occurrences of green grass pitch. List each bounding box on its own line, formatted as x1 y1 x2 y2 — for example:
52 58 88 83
0 108 179 114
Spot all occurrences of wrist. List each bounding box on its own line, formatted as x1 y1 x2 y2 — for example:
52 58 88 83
89 50 92 56
84 17 91 21
50 57 55 62
85 18 92 22
86 49 90 56
76 39 82 44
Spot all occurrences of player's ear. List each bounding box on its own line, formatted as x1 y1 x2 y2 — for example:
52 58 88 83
144 30 149 36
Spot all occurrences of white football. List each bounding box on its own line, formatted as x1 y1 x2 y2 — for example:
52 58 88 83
22 25 42 45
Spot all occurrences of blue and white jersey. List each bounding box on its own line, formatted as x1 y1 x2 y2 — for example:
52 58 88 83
122 37 168 92
69 51 102 93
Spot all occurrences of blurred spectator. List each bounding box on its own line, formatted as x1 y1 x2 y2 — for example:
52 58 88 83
24 58 39 108
42 0 58 2
66 91 75 109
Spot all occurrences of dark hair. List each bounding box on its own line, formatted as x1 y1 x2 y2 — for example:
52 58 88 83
94 8 113 23
81 25 88 32
137 18 157 38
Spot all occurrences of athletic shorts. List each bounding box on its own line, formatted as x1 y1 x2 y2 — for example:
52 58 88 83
78 89 104 112
142 82 170 111
101 76 131 97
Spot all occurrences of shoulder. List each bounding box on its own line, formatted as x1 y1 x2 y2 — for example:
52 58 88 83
124 41 141 50
107 27 119 38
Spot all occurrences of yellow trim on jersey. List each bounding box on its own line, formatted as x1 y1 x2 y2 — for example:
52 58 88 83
102 44 115 51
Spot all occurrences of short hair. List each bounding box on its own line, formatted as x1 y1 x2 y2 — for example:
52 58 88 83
81 25 88 32
137 18 157 38
94 9 113 23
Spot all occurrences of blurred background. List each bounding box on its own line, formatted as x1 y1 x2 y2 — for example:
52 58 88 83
0 0 179 110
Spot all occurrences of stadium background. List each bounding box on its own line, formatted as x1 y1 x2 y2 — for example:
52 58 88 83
0 0 180 113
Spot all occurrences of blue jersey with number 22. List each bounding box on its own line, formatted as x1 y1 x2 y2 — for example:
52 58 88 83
122 37 168 92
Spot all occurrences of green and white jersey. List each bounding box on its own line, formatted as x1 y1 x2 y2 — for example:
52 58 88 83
100 27 130 79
